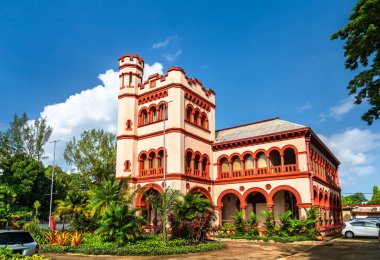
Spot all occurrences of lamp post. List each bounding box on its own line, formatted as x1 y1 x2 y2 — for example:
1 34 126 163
49 140 60 230
162 101 173 188
162 100 172 242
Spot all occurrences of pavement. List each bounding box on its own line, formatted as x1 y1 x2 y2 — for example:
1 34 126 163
42 237 380 260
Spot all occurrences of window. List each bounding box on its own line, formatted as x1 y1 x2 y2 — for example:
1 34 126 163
152 108 157 122
284 148 296 164
129 72 132 85
194 110 200 125
351 222 365 226
221 158 230 172
364 222 377 228
143 111 148 125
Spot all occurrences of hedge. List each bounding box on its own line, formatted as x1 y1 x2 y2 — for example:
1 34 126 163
40 240 224 256
216 234 315 243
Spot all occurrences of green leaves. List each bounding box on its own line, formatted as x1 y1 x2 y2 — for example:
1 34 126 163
331 0 380 124
64 129 116 184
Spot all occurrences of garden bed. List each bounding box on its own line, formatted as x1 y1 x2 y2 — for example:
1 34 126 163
215 234 316 243
40 238 224 256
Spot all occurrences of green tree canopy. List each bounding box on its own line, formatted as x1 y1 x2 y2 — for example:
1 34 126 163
341 192 368 205
368 185 380 204
0 113 52 161
331 0 380 125
64 129 116 184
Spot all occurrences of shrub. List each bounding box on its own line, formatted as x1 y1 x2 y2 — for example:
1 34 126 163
231 210 245 235
0 246 48 260
261 210 275 236
23 218 49 244
40 239 224 256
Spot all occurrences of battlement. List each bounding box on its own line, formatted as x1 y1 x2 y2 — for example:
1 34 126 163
119 53 144 70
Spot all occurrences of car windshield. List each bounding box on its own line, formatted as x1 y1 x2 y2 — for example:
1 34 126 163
0 232 34 245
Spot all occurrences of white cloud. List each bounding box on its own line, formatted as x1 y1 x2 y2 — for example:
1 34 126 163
163 50 182 62
41 63 164 170
319 128 380 186
152 35 178 49
329 97 356 119
319 97 356 122
300 102 312 111
144 62 164 81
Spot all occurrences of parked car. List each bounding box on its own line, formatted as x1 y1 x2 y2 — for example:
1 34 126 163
366 217 380 222
342 220 380 239
0 230 39 256
351 218 380 223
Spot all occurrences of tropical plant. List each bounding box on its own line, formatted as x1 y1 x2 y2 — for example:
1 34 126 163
54 190 94 232
95 201 145 246
231 210 246 235
261 210 275 237
33 200 41 219
246 212 259 236
87 176 133 217
23 218 49 244
146 187 181 242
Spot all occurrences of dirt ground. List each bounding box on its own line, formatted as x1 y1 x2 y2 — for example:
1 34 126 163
42 237 380 260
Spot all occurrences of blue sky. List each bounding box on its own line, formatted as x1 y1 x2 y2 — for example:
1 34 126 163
0 0 379 198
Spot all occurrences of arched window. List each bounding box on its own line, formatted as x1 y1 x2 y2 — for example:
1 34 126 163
269 150 281 166
158 150 164 168
140 109 148 125
149 152 158 169
151 107 157 123
160 103 167 120
200 113 208 129
244 154 254 169
284 148 296 165
232 156 241 171
221 158 230 173
129 72 132 85
186 106 193 122
256 152 267 168
194 154 201 170
202 155 208 173
142 154 149 170
186 151 192 169
194 110 200 125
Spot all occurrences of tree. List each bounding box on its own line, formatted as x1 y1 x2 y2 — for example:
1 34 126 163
341 192 368 205
331 0 380 125
0 113 52 161
64 129 116 184
95 201 145 246
368 185 380 204
88 177 133 218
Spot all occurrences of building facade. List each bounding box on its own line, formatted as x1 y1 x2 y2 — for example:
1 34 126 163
116 54 343 234
342 204 380 222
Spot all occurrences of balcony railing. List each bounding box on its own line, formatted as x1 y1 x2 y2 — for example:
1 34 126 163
140 167 164 177
185 167 208 179
218 164 298 180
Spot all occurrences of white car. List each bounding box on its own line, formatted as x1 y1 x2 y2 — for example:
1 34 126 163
0 230 39 256
342 220 380 239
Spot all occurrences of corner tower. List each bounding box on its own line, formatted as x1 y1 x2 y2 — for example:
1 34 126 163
116 54 144 178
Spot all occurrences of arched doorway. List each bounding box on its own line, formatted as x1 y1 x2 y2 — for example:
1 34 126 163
219 192 241 224
272 190 299 221
244 191 268 226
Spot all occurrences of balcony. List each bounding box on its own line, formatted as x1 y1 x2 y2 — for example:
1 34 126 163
185 167 208 179
140 167 164 177
218 164 298 180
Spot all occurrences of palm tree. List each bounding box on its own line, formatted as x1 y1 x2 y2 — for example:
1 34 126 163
33 200 41 219
146 187 181 242
96 201 145 246
87 177 135 217
54 191 90 231
174 193 214 221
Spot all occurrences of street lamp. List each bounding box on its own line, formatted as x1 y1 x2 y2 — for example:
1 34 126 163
162 100 173 188
49 140 60 230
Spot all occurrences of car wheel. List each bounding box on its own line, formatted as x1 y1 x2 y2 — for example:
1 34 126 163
345 231 354 239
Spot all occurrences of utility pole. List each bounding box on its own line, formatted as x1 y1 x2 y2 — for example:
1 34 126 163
49 140 60 230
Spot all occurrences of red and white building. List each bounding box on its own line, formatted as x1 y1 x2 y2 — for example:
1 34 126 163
116 54 343 234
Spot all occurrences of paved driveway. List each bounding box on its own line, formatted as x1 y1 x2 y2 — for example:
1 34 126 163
42 237 380 260
290 237 380 260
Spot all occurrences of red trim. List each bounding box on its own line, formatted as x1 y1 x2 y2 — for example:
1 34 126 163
242 187 269 203
217 189 243 207
188 186 212 202
268 185 303 206
214 172 309 184
117 128 213 145
135 183 163 207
